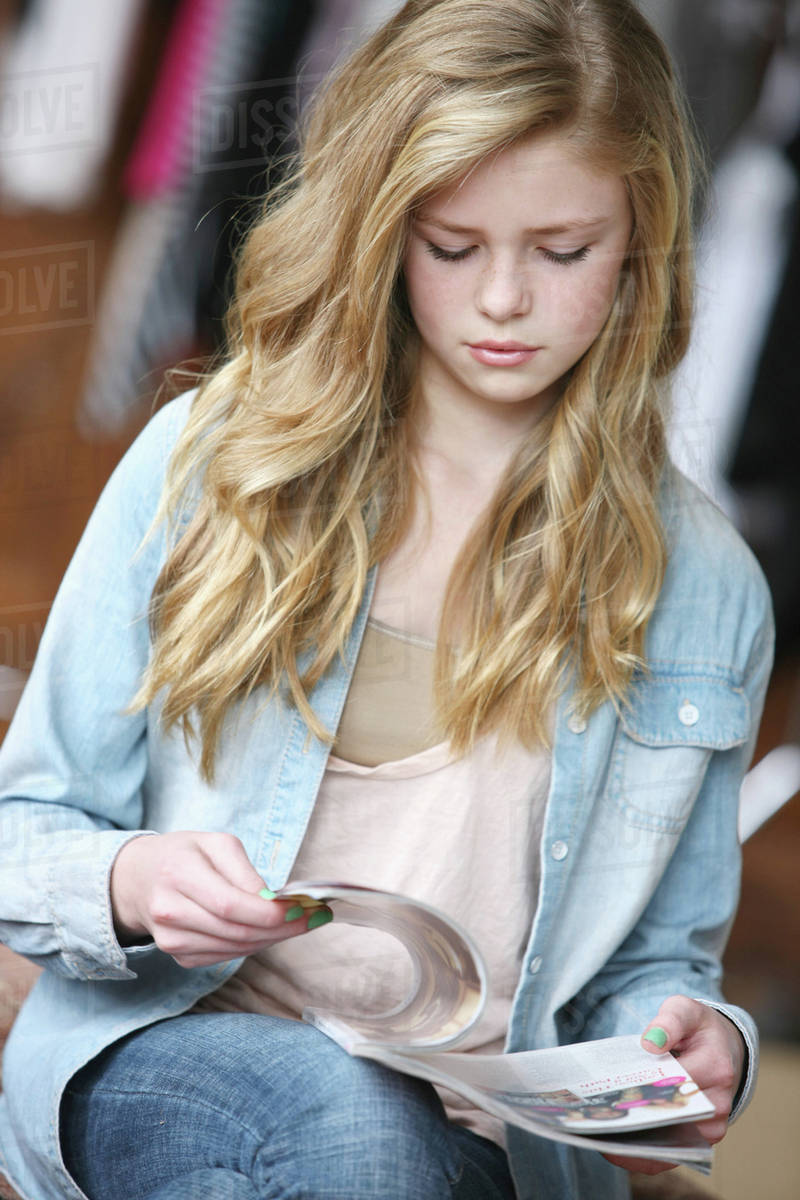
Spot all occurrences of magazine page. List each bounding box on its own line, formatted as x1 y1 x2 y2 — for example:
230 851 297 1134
276 881 486 1048
350 1038 715 1168
420 1034 716 1136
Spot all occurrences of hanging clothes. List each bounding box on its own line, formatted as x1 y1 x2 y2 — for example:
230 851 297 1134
0 0 147 210
668 136 798 512
294 0 406 111
729 123 800 654
667 7 800 654
78 0 317 433
76 1 422 432
123 0 231 199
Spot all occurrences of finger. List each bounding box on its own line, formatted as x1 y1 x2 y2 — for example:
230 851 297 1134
154 897 332 962
641 1006 741 1120
695 1115 729 1145
157 859 334 938
197 835 331 929
159 929 270 963
151 887 285 944
656 1042 734 1094
167 906 334 965
602 1153 677 1175
161 860 296 938
641 995 706 1054
198 832 269 894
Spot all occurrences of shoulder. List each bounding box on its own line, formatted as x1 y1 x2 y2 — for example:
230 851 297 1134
63 388 200 575
659 465 768 604
648 464 774 674
122 388 198 484
98 388 199 522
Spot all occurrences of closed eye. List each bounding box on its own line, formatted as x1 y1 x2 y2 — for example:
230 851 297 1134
425 242 477 263
540 246 590 266
425 242 590 266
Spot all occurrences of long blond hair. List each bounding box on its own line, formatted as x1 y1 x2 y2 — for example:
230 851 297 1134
135 0 701 779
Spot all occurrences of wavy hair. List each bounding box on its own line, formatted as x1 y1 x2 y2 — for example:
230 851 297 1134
135 0 702 779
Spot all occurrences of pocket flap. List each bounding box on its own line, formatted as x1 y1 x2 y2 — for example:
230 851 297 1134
621 673 749 750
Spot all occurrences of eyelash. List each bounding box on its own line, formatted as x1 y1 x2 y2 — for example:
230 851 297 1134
424 243 591 266
425 243 476 262
540 246 590 266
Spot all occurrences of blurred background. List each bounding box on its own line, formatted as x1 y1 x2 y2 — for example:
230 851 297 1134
0 2 797 1197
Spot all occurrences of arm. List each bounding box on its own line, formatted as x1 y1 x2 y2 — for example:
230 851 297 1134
567 726 766 1099
0 398 185 980
563 581 774 1167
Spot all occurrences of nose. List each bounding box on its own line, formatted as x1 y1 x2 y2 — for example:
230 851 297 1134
475 254 531 322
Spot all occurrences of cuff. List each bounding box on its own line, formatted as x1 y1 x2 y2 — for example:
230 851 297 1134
695 998 759 1121
52 829 159 980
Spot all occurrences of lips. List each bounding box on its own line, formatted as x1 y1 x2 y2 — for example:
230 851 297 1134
467 341 540 366
471 340 536 351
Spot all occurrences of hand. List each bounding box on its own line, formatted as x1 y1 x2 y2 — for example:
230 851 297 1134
603 994 745 1176
110 831 332 968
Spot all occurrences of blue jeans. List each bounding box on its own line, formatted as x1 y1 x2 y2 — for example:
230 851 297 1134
60 1013 517 1200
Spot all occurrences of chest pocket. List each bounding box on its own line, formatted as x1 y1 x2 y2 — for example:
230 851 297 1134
611 673 750 834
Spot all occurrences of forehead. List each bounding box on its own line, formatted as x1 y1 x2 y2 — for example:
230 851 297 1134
417 133 630 228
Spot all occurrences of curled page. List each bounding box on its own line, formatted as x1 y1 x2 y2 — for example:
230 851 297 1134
275 881 486 1049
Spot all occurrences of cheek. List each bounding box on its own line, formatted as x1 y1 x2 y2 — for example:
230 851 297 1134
404 261 461 338
406 287 440 343
555 264 625 341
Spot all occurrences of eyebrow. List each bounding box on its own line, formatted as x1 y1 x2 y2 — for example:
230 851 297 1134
415 215 611 236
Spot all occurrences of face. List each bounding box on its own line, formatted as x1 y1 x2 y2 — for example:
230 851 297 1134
403 133 633 428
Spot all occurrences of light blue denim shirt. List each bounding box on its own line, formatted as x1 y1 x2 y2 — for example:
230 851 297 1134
0 391 774 1200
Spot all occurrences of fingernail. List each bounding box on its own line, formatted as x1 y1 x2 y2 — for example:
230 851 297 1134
307 907 333 931
643 1027 668 1049
285 905 306 922
259 887 277 900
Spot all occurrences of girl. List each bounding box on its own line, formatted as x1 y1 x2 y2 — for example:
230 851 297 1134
0 2 774 1198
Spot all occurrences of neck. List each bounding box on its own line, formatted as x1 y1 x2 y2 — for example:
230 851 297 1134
410 377 556 486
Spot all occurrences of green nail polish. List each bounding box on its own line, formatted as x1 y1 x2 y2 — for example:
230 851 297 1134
285 905 306 922
307 907 333 931
643 1027 668 1049
259 887 277 900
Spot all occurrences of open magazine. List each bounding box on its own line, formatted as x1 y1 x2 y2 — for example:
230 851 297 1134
276 882 717 1171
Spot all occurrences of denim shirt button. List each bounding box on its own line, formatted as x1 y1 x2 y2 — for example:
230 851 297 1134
528 955 543 975
550 840 569 861
678 701 700 727
567 713 587 734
